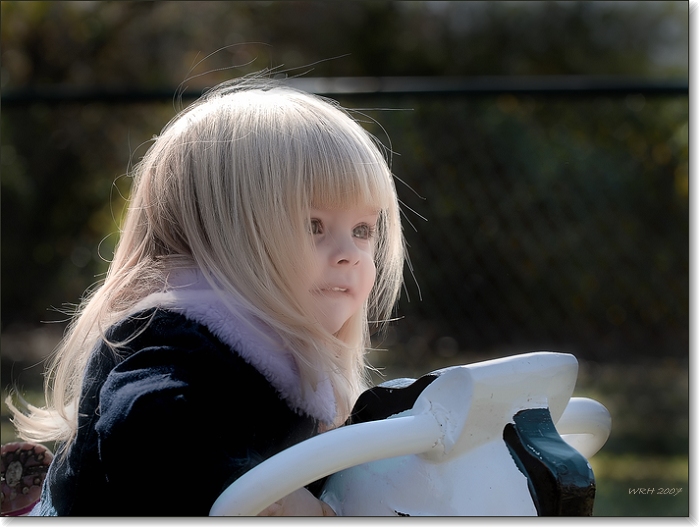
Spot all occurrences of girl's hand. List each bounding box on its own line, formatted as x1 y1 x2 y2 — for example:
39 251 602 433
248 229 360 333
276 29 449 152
257 487 336 516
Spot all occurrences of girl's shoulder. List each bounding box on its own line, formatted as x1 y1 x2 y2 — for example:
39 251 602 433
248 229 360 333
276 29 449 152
98 307 266 389
97 304 335 424
110 285 336 424
84 307 258 410
98 306 289 405
105 307 233 358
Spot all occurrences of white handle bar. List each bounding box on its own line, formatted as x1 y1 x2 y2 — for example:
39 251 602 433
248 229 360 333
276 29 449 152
209 397 611 516
556 397 612 459
209 413 442 516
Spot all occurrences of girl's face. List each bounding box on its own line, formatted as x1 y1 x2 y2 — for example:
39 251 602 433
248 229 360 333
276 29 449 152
306 207 378 335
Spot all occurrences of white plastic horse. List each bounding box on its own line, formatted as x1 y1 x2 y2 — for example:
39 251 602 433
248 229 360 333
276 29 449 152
210 352 611 516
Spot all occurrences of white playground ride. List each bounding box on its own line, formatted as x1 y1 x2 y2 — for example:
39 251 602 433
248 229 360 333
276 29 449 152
210 352 612 516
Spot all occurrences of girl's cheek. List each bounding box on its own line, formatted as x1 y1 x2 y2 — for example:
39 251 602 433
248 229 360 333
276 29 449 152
365 261 378 295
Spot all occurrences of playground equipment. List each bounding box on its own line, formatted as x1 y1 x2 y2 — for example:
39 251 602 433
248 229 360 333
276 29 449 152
209 352 611 516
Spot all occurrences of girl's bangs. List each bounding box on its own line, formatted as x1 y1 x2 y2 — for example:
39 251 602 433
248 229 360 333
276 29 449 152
306 135 393 212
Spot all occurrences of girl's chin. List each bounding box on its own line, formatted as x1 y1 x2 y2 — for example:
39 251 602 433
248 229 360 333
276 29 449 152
317 318 349 336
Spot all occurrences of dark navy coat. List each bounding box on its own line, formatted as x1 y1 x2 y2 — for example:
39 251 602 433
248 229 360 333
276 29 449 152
31 309 321 516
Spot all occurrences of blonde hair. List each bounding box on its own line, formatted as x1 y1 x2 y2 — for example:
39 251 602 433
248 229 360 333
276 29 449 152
9 77 405 445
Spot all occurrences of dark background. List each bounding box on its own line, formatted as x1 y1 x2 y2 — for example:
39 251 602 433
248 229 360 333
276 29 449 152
1 1 689 516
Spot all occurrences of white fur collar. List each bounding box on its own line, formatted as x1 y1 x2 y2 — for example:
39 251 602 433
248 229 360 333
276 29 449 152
129 269 336 424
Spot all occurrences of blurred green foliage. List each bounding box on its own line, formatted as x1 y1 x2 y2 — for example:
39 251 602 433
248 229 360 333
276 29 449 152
0 1 689 516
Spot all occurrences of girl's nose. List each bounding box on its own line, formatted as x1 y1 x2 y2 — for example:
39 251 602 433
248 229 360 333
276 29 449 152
330 235 360 266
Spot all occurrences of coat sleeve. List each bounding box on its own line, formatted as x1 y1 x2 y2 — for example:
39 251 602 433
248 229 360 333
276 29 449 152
94 314 318 516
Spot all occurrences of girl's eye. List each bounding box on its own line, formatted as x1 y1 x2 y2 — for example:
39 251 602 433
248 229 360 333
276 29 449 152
309 219 323 235
353 224 375 240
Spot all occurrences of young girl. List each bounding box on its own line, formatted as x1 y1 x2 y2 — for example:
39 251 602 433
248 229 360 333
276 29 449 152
6 76 406 516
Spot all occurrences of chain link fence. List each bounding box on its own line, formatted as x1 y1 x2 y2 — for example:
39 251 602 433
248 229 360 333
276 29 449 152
1 86 688 371
351 92 689 367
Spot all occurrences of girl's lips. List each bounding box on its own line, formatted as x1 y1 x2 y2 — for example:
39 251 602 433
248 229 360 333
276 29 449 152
314 286 350 294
